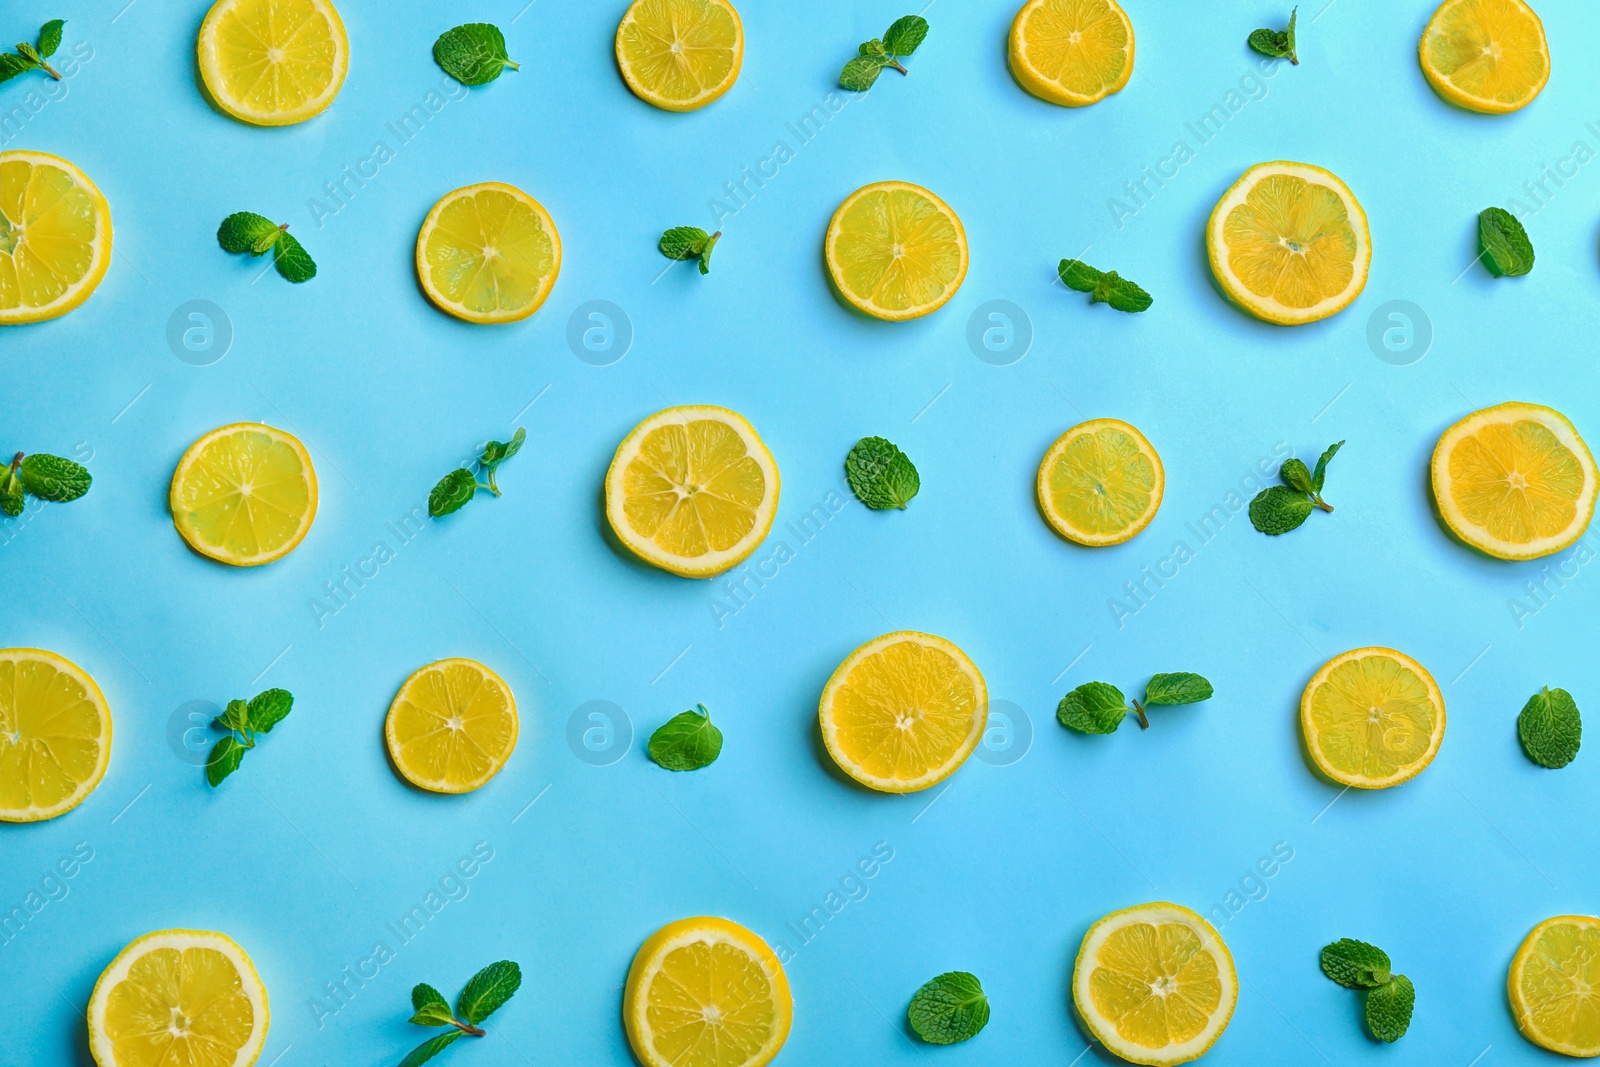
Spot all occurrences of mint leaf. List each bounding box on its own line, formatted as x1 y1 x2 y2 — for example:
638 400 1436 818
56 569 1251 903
399 1030 464 1067
218 212 281 255
206 736 246 786
1480 207 1534 277
1 464 23 517
859 39 887 56
1311 440 1342 493
273 231 316 283
1365 974 1414 1042
1279 458 1313 493
1144 673 1213 706
1250 484 1314 535
1058 258 1104 292
695 231 719 274
434 23 518 86
1248 8 1297 63
215 699 251 733
36 19 64 59
409 984 456 1027
1518 687 1581 769
18 453 89 501
882 15 929 57
1321 939 1392 989
908 971 988 1044
1057 681 1128 734
845 436 920 510
1093 270 1153 313
0 53 36 84
480 427 525 493
648 705 723 771
840 55 887 91
15 43 41 66
456 960 521 1024
1286 7 1298 60
247 688 294 733
430 469 478 518
660 226 709 260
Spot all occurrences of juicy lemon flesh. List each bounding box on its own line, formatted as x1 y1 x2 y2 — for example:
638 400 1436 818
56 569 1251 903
176 430 311 560
103 946 256 1067
208 0 340 114
1222 174 1358 311
1446 419 1585 546
829 641 979 784
1308 656 1437 781
1518 922 1600 1053
1018 0 1130 97
390 663 515 789
1045 428 1157 537
424 189 556 316
644 939 778 1067
1424 0 1547 109
0 157 102 314
618 0 739 106
832 188 963 314
1089 921 1222 1052
622 419 765 559
0 657 103 814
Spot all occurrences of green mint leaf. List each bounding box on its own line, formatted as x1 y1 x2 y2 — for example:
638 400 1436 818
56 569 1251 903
1518 687 1581 769
1320 939 1392 989
18 453 90 501
697 231 719 274
1247 28 1289 58
859 38 887 56
882 15 929 57
648 705 723 771
1 466 23 517
15 42 41 65
840 54 887 91
206 736 246 786
1311 440 1343 493
247 688 294 733
457 960 521 1024
409 983 456 1027
0 53 36 83
36 20 64 59
481 426 526 471
1092 271 1153 313
1250 485 1314 535
1286 7 1298 62
845 436 920 510
215 699 251 733
1365 974 1414 1042
430 469 478 518
1279 458 1313 493
1056 681 1128 734
434 23 518 86
660 226 710 260
273 231 317 283
1144 673 1214 707
399 1030 465 1067
218 212 280 255
1480 207 1534 277
1058 258 1104 292
908 971 989 1044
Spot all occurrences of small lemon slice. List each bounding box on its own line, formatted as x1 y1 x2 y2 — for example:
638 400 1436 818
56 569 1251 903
416 182 562 324
197 0 348 126
1420 0 1549 114
1073 902 1238 1066
1509 915 1600 1057
615 0 743 112
0 151 112 325
170 422 317 567
1009 0 1135 107
624 916 792 1067
1301 647 1445 789
88 929 269 1067
385 658 518 794
824 181 968 321
1037 418 1163 546
1432 402 1597 561
0 648 112 822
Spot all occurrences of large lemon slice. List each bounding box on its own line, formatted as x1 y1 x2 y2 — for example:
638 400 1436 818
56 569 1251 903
197 0 348 126
1037 418 1163 546
0 151 112 325
1009 0 1135 107
1420 0 1549 114
170 422 317 567
1509 915 1600 1057
0 648 111 822
1301 647 1445 789
615 0 743 111
824 181 968 321
385 658 518 794
416 182 561 324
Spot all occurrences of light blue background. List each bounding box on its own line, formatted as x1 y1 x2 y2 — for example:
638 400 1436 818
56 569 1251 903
4 0 1600 1064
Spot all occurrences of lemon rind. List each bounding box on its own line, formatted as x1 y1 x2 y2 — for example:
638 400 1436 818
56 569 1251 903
1299 646 1446 790
384 658 519 794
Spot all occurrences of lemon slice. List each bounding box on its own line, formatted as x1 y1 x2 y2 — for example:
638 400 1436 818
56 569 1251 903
416 182 562 324
1207 161 1371 326
615 0 743 112
1074 902 1237 1066
1037 418 1163 546
197 0 348 126
1420 0 1549 114
605 405 779 579
0 648 111 823
0 151 112 326
170 423 317 567
819 631 988 794
1432 402 1596 561
1301 647 1445 789
385 658 518 794
624 916 792 1067
824 181 968 321
1009 0 1135 107
1509 915 1600 1057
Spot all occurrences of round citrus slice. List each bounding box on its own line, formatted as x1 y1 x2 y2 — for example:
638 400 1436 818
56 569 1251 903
1300 647 1445 789
1037 418 1163 546
385 658 518 794
1206 161 1371 326
88 929 269 1067
605 405 779 579
624 916 792 1067
170 423 317 567
819 631 988 794
1073 902 1238 1066
1420 0 1549 115
416 182 562 324
1509 915 1600 1057
1009 0 1135 107
0 648 111 822
616 0 743 112
0 151 112 326
824 181 968 321
1432 402 1596 561
197 0 349 126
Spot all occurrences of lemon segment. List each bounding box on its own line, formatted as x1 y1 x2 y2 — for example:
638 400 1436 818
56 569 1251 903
824 181 968 321
616 0 743 112
1206 161 1370 326
1300 647 1445 789
88 929 269 1067
170 423 317 567
385 658 518 794
819 631 988 794
416 183 561 324
1009 0 1135 107
197 0 348 126
1509 915 1600 1057
624 916 792 1067
1037 418 1163 546
0 151 112 325
1073 902 1238 1066
1432 402 1596 561
1420 0 1549 114
0 649 112 822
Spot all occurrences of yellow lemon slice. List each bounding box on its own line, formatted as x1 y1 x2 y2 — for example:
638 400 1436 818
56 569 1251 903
416 182 562 324
1300 647 1445 789
1432 402 1596 561
0 151 112 326
605 405 779 579
819 631 987 794
624 916 792 1067
1074 902 1237 1066
197 0 348 126
1037 418 1163 546
1420 0 1549 114
1207 161 1371 326
170 423 317 567
616 0 743 112
1509 915 1600 1057
385 658 518 794
88 929 269 1067
0 648 111 823
824 181 968 321
1009 0 1135 107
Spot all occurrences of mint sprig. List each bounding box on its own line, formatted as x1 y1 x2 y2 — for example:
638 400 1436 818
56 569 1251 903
1058 259 1152 312
908 971 989 1044
434 23 518 86
217 212 317 283
846 436 919 510
840 15 928 91
207 689 293 786
1320 939 1412 1042
401 962 521 1067
0 19 65 83
1249 441 1342 535
429 428 526 518
648 704 723 771
1247 8 1298 64
1517 686 1581 769
1057 673 1213 734
659 226 721 275
1479 207 1534 277
2 451 91 517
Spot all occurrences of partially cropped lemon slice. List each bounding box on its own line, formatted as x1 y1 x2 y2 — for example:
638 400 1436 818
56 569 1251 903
1301 647 1445 789
0 151 112 325
1009 0 1135 107
385 658 518 794
1037 418 1163 546
616 0 743 112
624 916 792 1067
824 181 968 321
170 422 317 567
416 182 561 324
0 648 111 822
1509 915 1600 1057
1207 161 1370 326
1432 402 1596 561
1420 0 1549 114
88 929 269 1067
197 0 348 126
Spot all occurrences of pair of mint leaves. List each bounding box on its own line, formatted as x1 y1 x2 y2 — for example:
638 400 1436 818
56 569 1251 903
1518 686 1581 769
0 19 65 84
1250 442 1342 535
1247 8 1299 64
430 429 526 518
840 15 928 91
218 213 317 283
660 227 722 274
403 961 521 1067
1058 259 1152 313
648 704 723 771
909 971 988 1044
1058 673 1214 734
1480 207 1534 277
1321 939 1413 1042
434 23 518 86
847 437 920 510
207 689 293 786
2 451 90 517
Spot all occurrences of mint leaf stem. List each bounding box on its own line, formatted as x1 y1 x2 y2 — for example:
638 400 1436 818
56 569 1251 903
1131 699 1149 730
